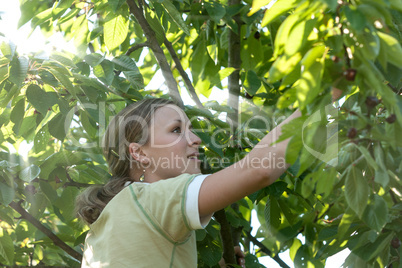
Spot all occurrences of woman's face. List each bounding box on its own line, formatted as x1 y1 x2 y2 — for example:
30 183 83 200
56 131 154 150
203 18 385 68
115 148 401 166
139 104 202 181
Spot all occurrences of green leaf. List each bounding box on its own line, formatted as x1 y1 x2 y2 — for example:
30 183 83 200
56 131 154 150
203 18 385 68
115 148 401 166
216 67 235 81
19 165 41 182
54 187 78 223
58 8 80 25
374 143 390 188
241 34 263 71
198 238 222 266
316 168 337 198
0 181 15 205
10 98 25 135
50 52 77 68
295 45 325 109
277 199 295 224
0 209 14 226
261 0 299 27
353 232 393 262
40 151 89 179
9 56 29 88
145 9 165 44
265 195 281 233
285 18 316 55
48 113 71 141
84 53 105 67
57 0 74 9
269 53 302 83
285 135 303 164
34 125 51 154
249 0 271 16
355 27 380 60
104 15 129 51
123 69 144 91
108 0 126 12
345 166 369 217
351 143 379 170
361 195 388 232
10 98 25 124
39 70 59 87
390 0 402 11
161 0 190 35
273 13 300 57
73 73 108 92
377 31 402 67
294 245 310 268
93 60 115 85
30 7 52 29
48 68 77 98
0 65 9 84
205 2 226 23
243 70 261 95
26 84 59 115
113 55 138 71
19 114 37 139
344 5 366 32
0 228 14 264
0 40 16 60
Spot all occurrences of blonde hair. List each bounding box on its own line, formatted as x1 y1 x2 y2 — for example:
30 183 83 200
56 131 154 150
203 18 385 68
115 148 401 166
75 98 175 224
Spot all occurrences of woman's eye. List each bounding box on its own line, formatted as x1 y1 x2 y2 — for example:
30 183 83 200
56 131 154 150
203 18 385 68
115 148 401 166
172 127 181 133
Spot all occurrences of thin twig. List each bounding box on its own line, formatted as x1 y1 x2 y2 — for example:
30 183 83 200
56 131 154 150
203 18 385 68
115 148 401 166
126 0 184 108
9 201 83 261
227 0 242 135
387 83 401 95
163 37 204 109
125 42 149 56
245 231 290 268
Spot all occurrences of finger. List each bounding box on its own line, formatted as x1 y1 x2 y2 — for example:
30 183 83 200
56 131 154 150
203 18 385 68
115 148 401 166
237 257 246 268
234 246 245 257
218 257 225 268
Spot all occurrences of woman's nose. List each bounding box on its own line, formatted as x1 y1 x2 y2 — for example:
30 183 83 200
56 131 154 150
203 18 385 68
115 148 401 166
188 130 201 146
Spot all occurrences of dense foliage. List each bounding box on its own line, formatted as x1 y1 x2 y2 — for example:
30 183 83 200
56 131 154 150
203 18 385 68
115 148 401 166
0 0 401 267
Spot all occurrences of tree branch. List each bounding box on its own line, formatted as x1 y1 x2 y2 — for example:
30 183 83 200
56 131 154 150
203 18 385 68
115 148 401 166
125 42 149 56
163 37 204 109
126 0 184 108
9 201 82 261
226 0 243 251
214 209 236 266
387 83 401 95
245 231 290 268
227 0 242 137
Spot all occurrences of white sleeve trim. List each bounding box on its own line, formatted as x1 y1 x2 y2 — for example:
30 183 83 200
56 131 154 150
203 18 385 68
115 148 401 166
186 174 212 230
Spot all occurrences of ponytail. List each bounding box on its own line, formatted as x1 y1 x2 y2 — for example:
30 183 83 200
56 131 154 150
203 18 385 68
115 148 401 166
75 177 129 224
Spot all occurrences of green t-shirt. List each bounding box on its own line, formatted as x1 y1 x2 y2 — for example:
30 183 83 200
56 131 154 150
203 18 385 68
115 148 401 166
81 173 201 267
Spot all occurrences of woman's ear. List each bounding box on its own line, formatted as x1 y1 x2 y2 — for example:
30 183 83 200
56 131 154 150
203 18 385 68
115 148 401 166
129 143 149 164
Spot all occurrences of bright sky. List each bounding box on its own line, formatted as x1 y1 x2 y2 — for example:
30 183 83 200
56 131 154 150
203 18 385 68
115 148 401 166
0 3 350 267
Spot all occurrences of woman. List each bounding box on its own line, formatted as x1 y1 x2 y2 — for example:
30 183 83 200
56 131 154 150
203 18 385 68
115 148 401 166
76 97 301 267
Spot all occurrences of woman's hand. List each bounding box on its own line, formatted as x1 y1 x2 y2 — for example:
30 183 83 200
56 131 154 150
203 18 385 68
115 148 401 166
218 246 246 268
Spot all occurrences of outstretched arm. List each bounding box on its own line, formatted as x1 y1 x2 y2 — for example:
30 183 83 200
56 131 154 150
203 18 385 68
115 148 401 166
198 109 302 217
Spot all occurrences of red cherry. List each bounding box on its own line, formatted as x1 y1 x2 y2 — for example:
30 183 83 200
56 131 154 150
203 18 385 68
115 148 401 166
391 237 401 249
347 127 357 139
365 96 380 108
344 69 357 81
385 114 396 124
